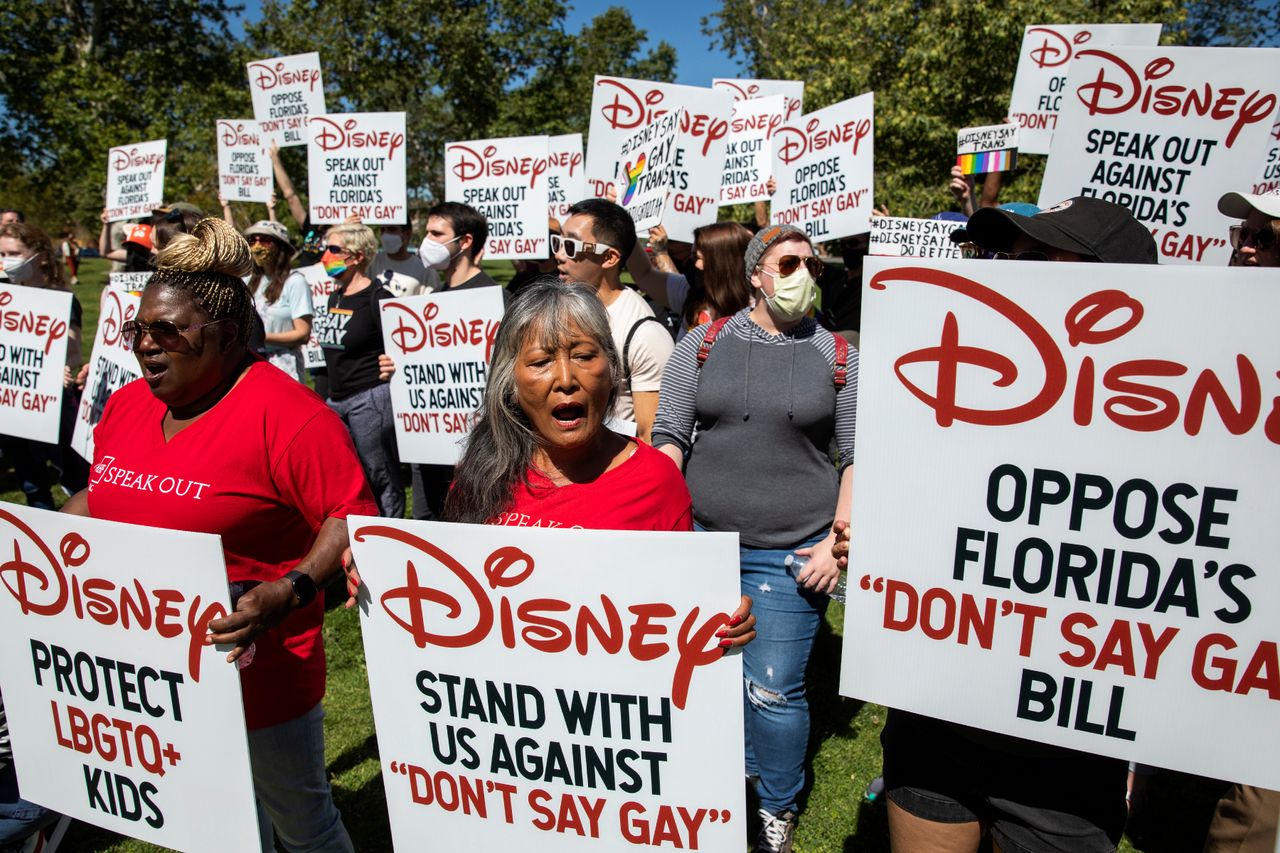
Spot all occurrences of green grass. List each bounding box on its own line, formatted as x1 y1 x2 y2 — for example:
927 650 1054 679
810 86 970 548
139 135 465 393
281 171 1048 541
8 260 1227 852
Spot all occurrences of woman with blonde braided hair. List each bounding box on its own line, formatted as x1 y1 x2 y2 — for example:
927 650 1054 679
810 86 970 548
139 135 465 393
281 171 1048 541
61 217 376 853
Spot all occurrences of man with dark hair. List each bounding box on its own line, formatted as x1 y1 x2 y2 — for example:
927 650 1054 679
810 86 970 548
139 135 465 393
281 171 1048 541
0 210 24 226
419 201 498 294
558 199 672 442
370 218 438 297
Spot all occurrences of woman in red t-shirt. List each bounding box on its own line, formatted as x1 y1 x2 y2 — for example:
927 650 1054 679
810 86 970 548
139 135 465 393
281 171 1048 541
61 218 374 853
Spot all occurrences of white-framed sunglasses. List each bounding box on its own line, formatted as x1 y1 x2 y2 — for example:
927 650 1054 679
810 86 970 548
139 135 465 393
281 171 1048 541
550 233 616 259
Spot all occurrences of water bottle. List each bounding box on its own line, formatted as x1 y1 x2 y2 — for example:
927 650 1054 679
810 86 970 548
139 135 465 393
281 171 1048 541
784 554 846 603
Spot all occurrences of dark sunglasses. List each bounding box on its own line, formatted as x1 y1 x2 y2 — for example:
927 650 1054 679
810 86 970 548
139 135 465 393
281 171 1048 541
323 244 350 255
1230 224 1277 252
762 255 824 278
550 234 615 259
122 318 229 351
993 250 1049 261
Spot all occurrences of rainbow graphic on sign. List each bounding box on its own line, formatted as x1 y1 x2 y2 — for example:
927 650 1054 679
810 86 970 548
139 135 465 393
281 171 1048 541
622 154 646 204
956 149 1017 175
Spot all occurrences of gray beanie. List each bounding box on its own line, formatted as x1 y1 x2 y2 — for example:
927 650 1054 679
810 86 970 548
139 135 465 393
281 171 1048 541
744 223 809 283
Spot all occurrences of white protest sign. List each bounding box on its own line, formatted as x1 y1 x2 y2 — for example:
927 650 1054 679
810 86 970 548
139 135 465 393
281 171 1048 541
246 51 326 148
956 124 1021 175
712 78 805 122
771 92 875 241
0 503 260 851
1253 117 1280 196
547 134 586 221
720 95 785 205
308 112 408 225
585 77 733 242
1039 46 1280 265
0 285 71 442
1008 24 1161 155
216 119 272 204
381 288 504 465
349 518 746 852
107 272 153 295
613 111 683 233
869 218 964 259
841 257 1280 789
445 136 551 261
72 284 142 462
104 140 166 223
300 264 338 371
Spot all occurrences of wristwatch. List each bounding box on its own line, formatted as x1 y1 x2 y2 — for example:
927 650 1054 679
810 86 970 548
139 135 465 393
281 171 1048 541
285 570 318 607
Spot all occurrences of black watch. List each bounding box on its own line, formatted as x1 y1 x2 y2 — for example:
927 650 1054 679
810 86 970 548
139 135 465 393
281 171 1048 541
285 570 318 608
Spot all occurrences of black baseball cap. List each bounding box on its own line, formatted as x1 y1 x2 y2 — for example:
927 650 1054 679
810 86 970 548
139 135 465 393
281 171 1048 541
962 196 1158 265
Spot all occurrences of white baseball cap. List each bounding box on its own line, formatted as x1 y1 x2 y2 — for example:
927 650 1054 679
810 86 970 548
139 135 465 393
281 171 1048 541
1218 192 1280 220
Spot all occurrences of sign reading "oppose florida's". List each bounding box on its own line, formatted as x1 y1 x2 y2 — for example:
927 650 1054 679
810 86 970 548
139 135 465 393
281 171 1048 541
216 119 272 203
246 52 325 148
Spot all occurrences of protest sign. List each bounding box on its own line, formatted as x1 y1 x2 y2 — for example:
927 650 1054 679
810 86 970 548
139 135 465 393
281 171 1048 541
216 119 272 203
841 257 1280 789
1008 24 1161 155
72 284 142 462
547 134 586 221
0 285 71 442
349 518 746 851
585 77 733 242
246 51 326 147
1038 46 1280 266
104 140 166 222
1252 117 1280 196
308 112 408 224
612 111 683 232
869 218 964 259
712 78 805 122
299 264 338 371
956 124 1020 175
0 503 259 851
381 288 504 465
771 92 875 241
720 95 785 204
108 272 152 295
445 136 551 260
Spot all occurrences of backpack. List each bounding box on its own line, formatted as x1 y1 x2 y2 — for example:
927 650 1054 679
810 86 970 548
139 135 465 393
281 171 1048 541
695 316 850 389
623 316 667 383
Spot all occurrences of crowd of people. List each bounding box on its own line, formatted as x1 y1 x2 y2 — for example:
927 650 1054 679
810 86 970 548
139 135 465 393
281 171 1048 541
0 151 1277 853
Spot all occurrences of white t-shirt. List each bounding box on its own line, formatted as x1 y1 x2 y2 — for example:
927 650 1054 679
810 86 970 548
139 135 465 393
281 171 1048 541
605 287 674 423
249 270 314 380
368 251 440 297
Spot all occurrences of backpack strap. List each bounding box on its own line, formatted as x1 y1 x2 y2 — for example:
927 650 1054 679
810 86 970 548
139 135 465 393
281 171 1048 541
695 316 733 368
623 315 664 382
833 333 849 390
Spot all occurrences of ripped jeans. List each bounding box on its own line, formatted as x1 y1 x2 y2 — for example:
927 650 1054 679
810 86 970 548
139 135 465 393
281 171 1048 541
737 531 827 816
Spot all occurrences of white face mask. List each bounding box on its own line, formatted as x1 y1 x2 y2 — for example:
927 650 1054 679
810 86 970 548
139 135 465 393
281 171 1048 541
1 255 35 284
381 233 404 255
419 235 461 271
765 266 818 323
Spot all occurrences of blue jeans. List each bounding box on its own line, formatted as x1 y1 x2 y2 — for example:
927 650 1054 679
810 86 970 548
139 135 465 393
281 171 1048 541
0 760 58 851
327 383 404 518
248 703 353 853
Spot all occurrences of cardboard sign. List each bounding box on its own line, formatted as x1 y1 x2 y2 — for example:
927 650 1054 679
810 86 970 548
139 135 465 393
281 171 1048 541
445 136 551 260
1039 46 1280 266
104 140 167 222
612 111 683 232
712 78 805 122
381 288 504 465
841 257 1280 790
720 96 785 204
348 518 746 852
547 134 586 222
956 124 1021 175
0 503 260 851
308 112 408 225
771 92 875 241
108 273 152 295
0 285 71 442
869 218 964 259
585 77 734 242
216 119 272 204
1252 117 1280 196
246 52 326 148
1007 24 1161 155
72 284 142 462
300 264 339 371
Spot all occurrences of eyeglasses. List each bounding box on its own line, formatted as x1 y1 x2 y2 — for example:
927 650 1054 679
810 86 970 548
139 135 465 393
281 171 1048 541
993 250 1049 261
121 319 229 351
1229 224 1277 252
761 255 824 278
246 235 276 246
322 244 350 255
550 234 616 259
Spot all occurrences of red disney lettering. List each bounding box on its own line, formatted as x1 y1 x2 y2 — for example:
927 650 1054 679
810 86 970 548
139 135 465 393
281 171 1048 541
714 80 750 101
447 143 549 188
678 110 730 156
110 147 165 175
597 79 666 130
217 121 261 148
383 300 500 361
248 60 321 92
1074 51 1276 148
775 116 872 166
100 289 138 352
363 526 731 709
310 116 405 161
1027 27 1090 69
0 290 70 355
547 149 584 176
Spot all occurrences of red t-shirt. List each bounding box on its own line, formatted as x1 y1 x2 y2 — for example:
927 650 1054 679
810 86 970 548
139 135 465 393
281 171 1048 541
492 439 693 531
88 360 378 729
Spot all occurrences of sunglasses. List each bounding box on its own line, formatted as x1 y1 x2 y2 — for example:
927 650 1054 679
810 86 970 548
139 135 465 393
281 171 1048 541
762 255 824 278
550 234 616 260
993 250 1049 261
1229 224 1277 252
322 244 352 256
246 234 278 246
122 319 229 351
